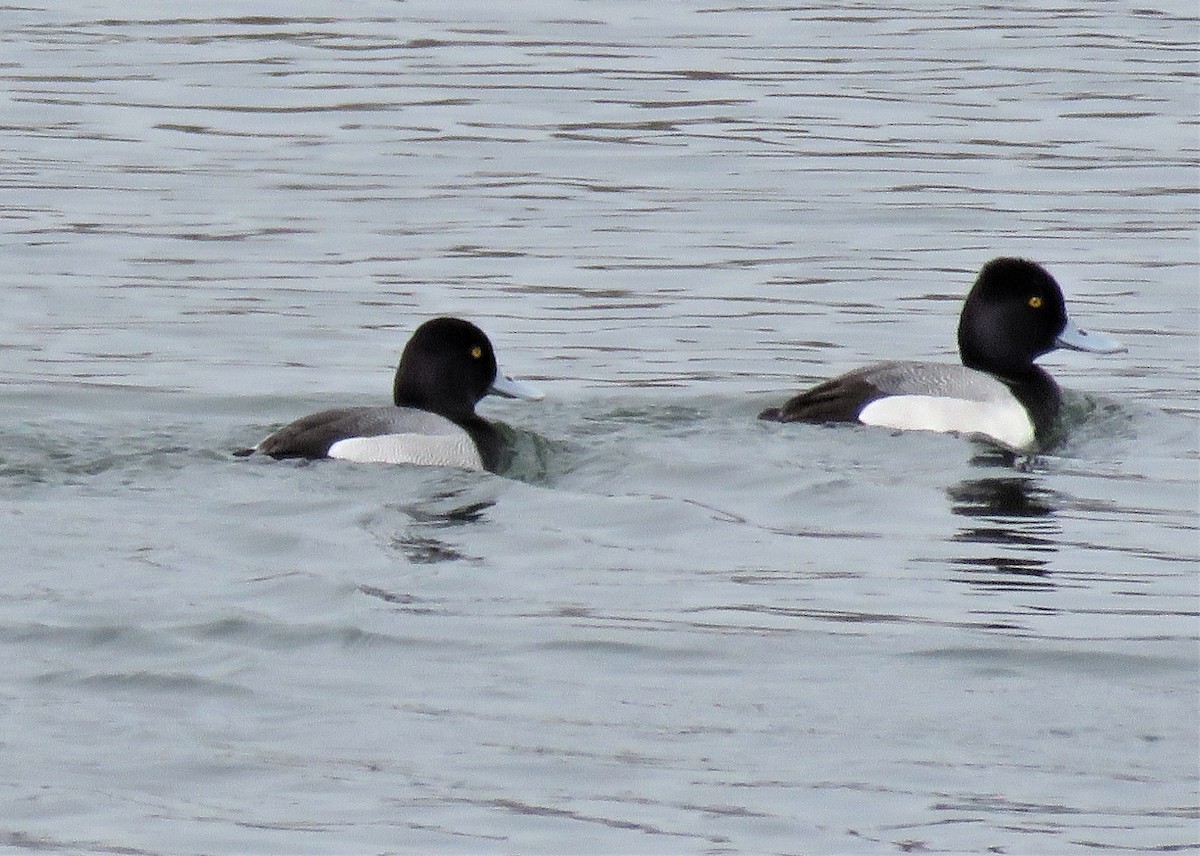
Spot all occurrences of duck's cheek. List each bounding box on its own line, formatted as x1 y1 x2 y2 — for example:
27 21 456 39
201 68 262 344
858 394 1036 451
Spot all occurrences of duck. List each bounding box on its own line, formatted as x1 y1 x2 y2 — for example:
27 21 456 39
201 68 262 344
242 317 543 472
758 257 1125 452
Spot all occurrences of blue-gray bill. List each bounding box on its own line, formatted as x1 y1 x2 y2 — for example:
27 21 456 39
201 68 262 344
1055 319 1125 354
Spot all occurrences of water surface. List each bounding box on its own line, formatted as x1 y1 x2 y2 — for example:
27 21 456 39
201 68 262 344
1 2 1197 853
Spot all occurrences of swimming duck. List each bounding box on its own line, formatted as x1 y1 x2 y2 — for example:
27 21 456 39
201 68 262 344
759 257 1125 451
244 317 542 472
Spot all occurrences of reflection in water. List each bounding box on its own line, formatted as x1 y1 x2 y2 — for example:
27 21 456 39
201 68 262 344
388 487 496 565
947 475 1060 590
395 492 494 527
391 532 479 565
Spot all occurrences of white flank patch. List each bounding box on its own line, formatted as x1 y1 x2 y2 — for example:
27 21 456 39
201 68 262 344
328 432 485 470
858 394 1036 451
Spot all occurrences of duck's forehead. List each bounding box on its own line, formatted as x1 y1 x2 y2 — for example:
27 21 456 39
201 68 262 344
449 324 494 357
973 273 1066 314
972 258 1060 294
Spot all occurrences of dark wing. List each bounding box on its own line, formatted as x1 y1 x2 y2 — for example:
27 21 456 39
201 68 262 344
759 371 885 423
254 407 410 459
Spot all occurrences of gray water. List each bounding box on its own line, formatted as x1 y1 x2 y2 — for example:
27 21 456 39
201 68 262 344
1 2 1197 853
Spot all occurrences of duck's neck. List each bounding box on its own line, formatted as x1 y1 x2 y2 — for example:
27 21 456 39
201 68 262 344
393 378 476 424
996 364 1062 449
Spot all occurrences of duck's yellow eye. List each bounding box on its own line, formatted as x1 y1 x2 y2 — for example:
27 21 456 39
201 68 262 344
1028 295 1043 309
470 345 483 359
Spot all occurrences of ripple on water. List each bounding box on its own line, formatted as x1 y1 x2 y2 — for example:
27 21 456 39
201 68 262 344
0 3 1196 854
